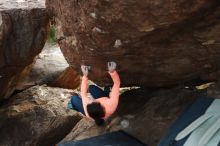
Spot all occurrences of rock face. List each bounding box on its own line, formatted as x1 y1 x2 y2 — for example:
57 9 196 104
46 0 220 87
50 66 81 89
58 87 199 146
0 85 82 146
0 0 50 100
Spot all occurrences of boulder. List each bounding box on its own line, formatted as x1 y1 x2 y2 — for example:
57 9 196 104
46 0 220 87
0 0 50 100
0 85 82 146
58 87 199 146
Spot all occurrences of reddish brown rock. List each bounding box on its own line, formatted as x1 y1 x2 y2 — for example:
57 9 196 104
50 66 81 89
46 0 220 87
0 0 50 100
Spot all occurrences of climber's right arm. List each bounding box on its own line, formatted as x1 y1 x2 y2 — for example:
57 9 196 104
80 65 90 117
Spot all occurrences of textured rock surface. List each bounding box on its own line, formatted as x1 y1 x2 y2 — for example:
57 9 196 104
0 0 49 100
17 43 80 90
50 66 81 89
0 85 82 146
46 0 220 87
0 0 45 10
59 87 199 146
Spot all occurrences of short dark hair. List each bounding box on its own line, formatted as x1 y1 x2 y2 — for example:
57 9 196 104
87 102 105 126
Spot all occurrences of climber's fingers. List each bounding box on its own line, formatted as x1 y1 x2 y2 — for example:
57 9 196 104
107 61 117 72
81 65 90 76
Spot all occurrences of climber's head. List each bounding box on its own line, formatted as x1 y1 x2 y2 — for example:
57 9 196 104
87 102 105 126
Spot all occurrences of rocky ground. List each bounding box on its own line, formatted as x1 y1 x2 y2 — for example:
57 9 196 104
59 87 201 146
16 42 69 89
1 83 212 146
19 42 80 90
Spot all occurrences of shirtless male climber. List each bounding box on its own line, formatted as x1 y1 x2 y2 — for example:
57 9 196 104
70 62 121 125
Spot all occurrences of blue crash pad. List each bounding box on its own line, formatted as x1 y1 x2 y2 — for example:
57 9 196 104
58 130 147 146
158 96 214 146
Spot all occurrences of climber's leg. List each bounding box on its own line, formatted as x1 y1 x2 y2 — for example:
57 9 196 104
89 85 109 99
70 95 85 115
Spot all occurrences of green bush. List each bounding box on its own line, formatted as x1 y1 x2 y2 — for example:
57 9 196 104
48 25 56 43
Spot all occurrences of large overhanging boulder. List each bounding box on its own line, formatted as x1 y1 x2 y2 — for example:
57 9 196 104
46 0 220 87
0 0 50 100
